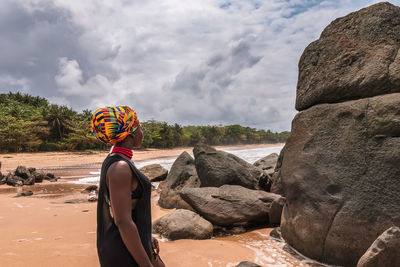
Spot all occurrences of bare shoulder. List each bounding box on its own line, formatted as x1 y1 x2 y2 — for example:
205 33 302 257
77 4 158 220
107 160 137 184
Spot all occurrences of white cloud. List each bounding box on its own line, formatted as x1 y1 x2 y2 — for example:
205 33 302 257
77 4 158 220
1 0 385 131
0 74 31 93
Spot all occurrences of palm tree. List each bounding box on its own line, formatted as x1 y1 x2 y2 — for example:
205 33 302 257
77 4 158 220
43 104 76 140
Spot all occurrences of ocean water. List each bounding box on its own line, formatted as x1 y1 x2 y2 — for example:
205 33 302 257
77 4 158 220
73 145 283 185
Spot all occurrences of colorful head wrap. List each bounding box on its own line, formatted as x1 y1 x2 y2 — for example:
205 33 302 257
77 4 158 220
90 106 139 144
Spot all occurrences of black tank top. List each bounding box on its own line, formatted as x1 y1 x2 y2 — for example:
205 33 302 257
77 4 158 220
97 154 153 267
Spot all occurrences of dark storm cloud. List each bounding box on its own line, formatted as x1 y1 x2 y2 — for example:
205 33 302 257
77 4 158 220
0 1 118 107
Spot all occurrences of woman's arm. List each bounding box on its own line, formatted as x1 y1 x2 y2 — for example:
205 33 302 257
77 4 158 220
107 161 153 267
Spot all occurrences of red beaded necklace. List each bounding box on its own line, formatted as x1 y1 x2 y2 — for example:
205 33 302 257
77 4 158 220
111 146 133 159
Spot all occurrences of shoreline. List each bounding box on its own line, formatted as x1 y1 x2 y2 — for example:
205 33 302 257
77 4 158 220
0 143 284 172
0 142 313 267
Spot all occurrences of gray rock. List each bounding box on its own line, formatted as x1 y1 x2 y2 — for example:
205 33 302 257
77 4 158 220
15 166 30 179
5 173 24 187
270 227 282 241
45 173 55 179
269 196 285 225
357 226 400 267
180 185 283 226
32 171 45 183
193 144 265 190
236 261 261 267
279 93 400 266
270 149 284 195
152 209 213 240
0 171 5 185
15 190 33 197
139 164 168 182
158 152 200 210
253 153 278 170
23 175 35 185
83 185 98 192
296 2 400 111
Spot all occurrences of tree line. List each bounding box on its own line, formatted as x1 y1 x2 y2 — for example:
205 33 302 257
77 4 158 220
0 92 290 152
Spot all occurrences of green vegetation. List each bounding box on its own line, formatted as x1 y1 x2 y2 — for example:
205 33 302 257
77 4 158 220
0 92 290 152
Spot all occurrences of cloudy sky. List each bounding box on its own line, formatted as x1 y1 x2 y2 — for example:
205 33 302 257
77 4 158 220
0 0 384 131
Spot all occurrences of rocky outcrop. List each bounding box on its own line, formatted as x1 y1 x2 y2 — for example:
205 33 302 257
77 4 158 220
158 152 200 210
139 164 168 182
296 2 400 111
357 226 400 267
280 93 400 266
278 3 400 266
194 144 265 190
152 209 213 240
3 166 55 186
180 185 283 226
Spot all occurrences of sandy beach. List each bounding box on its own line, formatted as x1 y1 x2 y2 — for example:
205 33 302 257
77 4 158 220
0 144 316 267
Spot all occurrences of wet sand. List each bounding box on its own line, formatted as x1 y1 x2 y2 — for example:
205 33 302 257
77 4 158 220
0 144 322 267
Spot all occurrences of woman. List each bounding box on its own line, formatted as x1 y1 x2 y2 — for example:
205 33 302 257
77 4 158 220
91 106 164 267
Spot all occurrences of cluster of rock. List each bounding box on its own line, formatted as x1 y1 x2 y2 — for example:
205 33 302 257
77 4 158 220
276 2 400 266
0 164 58 187
153 144 285 241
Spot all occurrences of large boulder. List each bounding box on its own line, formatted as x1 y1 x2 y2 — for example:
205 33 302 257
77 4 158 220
193 144 265 190
279 93 400 266
296 2 400 111
158 152 200 210
152 209 213 240
139 164 168 182
180 185 283 226
357 226 400 267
